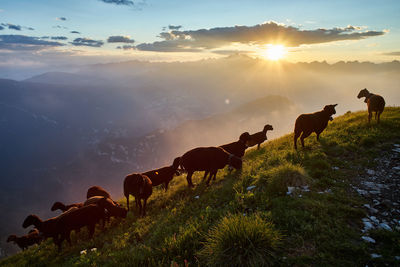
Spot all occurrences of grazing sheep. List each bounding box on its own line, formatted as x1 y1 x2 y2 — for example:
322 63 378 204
51 201 83 212
84 196 127 224
294 104 337 149
357 88 385 123
7 229 42 251
142 157 181 191
22 215 59 240
124 173 152 216
87 186 111 199
54 204 105 251
247 124 274 149
220 132 251 158
180 147 242 187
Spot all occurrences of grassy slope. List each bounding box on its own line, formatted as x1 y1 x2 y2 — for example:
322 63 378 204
2 107 399 266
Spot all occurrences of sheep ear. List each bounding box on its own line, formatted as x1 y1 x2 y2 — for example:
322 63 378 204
333 104 338 107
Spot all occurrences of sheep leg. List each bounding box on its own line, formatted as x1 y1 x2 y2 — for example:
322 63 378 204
126 195 130 211
66 231 72 246
368 112 372 123
137 199 143 217
186 171 195 187
142 198 147 217
202 171 209 181
257 143 260 149
206 170 217 185
300 131 311 148
378 111 381 123
88 224 95 239
316 132 321 141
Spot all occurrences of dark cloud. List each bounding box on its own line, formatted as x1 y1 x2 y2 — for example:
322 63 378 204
70 31 80 34
0 34 64 50
168 25 182 30
212 49 253 55
116 45 136 50
26 27 35 31
99 0 135 6
136 21 386 52
51 36 68 40
0 25 4 30
1 23 21 31
70 37 104 47
56 17 67 21
382 51 400 56
107 35 135 43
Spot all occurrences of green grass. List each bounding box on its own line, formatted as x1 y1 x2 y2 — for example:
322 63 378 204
2 107 400 266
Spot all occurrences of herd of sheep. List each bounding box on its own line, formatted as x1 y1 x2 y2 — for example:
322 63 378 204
6 88 385 253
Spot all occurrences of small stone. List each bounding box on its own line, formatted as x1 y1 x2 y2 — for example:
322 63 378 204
363 204 371 209
378 223 392 231
361 236 376 243
302 185 310 192
332 166 339 170
363 221 374 231
287 187 295 195
371 253 382 258
194 195 200 199
367 169 375 175
393 166 400 171
395 256 400 260
246 185 256 191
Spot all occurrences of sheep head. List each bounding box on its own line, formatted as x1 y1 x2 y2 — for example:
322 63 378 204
228 154 242 170
263 124 274 132
323 104 337 116
7 235 17 242
51 202 64 211
23 214 41 228
358 88 369 99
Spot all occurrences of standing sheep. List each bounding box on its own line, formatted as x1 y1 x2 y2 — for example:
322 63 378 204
142 157 181 191
247 124 274 149
180 147 242 187
86 186 111 199
7 229 42 251
294 104 337 149
357 88 385 123
123 173 152 216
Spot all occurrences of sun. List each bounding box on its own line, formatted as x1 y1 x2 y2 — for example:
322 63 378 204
264 44 287 61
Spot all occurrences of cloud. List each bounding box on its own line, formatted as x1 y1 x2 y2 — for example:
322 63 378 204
51 36 68 40
1 23 21 31
0 25 4 31
168 25 182 30
0 34 64 50
70 31 80 34
136 21 386 52
53 25 68 29
99 0 135 6
56 17 67 21
70 37 104 47
116 45 136 50
382 51 400 56
107 35 135 43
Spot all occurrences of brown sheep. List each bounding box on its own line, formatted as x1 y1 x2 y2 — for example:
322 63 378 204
357 88 385 123
87 186 111 199
124 173 152 216
51 201 83 212
22 214 59 240
84 196 127 224
180 147 242 187
142 157 181 191
220 132 250 158
53 204 105 251
7 229 42 251
294 104 337 149
247 124 274 149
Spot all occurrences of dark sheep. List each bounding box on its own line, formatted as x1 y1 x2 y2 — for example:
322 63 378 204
22 214 60 241
51 201 83 212
294 104 337 149
247 124 274 149
357 88 385 123
180 146 242 187
86 186 111 199
220 132 250 158
124 173 152 216
7 229 42 251
84 196 127 223
53 204 105 251
142 157 181 191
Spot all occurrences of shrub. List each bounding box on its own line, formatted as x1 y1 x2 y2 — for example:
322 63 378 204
199 213 281 267
258 163 310 196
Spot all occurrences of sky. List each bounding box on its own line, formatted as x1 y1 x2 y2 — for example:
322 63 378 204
0 0 400 76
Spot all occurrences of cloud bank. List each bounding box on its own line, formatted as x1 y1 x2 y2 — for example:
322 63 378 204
0 34 64 50
136 21 386 52
70 37 104 47
107 35 135 43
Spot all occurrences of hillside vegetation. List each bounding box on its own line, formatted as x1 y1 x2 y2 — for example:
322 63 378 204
2 107 399 266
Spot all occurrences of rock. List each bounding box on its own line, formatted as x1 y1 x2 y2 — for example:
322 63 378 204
194 195 200 199
378 223 392 231
246 185 256 191
363 204 371 209
371 253 382 259
393 166 400 171
301 185 310 192
361 236 376 243
332 166 339 170
392 148 400 153
367 169 375 175
363 221 374 231
395 256 400 260
287 187 295 195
